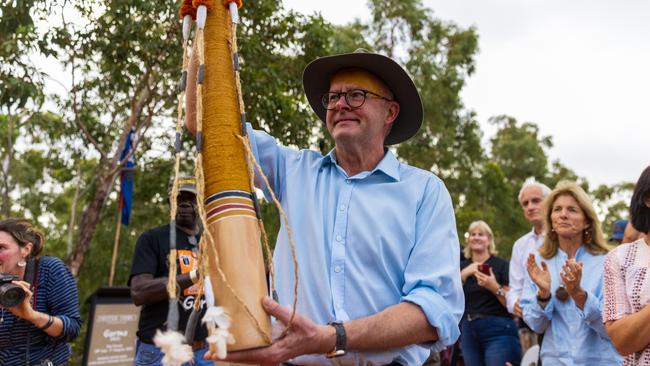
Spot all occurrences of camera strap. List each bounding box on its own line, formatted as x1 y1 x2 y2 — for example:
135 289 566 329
24 257 40 303
23 257 41 366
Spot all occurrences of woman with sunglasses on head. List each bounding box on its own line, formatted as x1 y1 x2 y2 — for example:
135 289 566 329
0 218 82 366
521 181 622 365
459 220 522 366
603 165 650 365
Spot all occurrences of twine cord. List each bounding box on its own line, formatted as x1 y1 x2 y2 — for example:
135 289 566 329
226 9 299 335
238 134 299 336
166 34 192 300
192 21 271 343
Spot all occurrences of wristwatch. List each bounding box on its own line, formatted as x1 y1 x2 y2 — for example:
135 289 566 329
325 321 347 358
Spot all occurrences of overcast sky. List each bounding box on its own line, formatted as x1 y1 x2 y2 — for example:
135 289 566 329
283 0 650 188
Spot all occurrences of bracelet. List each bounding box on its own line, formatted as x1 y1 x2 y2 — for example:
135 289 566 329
40 315 54 330
536 292 551 302
495 286 507 297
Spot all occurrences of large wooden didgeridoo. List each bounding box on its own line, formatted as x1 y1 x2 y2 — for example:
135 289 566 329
187 3 271 351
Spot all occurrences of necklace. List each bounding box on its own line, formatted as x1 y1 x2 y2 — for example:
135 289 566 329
0 308 5 323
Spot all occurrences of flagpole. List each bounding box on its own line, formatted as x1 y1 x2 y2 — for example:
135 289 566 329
109 174 123 287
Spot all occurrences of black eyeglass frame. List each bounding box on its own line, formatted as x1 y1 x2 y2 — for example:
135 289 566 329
320 89 393 110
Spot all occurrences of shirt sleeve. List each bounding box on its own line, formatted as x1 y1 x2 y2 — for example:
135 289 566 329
246 123 297 202
578 287 610 339
400 178 464 352
44 258 82 343
506 238 525 314
602 249 626 322
129 230 161 283
521 255 552 334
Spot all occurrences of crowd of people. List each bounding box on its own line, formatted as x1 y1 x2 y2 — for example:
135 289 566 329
1 46 649 366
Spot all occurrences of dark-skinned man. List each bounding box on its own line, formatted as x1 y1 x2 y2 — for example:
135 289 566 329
129 176 211 366
203 49 464 366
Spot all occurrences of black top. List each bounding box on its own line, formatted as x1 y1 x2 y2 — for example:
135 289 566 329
129 224 207 344
461 255 511 318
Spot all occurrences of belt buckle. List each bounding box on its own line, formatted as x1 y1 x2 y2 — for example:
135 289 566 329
467 313 480 321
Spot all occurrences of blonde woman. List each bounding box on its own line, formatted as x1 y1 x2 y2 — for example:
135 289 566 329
522 181 622 365
460 220 522 366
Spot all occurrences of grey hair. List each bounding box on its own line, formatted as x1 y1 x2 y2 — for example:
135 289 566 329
518 177 551 203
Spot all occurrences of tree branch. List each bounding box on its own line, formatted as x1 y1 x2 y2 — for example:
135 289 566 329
70 52 106 159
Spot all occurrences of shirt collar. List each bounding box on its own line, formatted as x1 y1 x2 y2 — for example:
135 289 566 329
320 148 401 181
529 227 543 240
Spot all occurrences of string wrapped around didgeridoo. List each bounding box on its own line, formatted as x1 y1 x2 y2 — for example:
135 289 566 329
185 0 272 352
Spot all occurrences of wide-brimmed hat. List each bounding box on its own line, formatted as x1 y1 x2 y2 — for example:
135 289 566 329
303 49 423 145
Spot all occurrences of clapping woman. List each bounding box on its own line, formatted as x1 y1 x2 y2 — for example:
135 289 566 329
0 218 82 365
603 165 650 365
521 181 621 365
459 220 522 366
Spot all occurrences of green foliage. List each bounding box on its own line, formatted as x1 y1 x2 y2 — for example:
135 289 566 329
240 2 332 147
2 0 637 363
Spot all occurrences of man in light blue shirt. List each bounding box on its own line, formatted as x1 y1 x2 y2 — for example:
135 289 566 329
218 49 464 365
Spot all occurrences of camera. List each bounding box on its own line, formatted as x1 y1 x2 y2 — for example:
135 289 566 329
0 273 25 308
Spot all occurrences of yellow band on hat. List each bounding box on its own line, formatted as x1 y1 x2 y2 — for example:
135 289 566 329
330 68 391 98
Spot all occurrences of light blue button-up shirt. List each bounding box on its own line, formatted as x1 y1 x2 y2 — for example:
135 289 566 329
248 126 464 365
521 246 622 365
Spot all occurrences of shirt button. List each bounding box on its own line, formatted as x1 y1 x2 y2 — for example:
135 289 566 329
339 204 346 211
336 235 343 242
345 179 352 184
334 266 342 273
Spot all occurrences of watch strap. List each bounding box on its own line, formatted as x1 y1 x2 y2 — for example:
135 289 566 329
326 321 347 358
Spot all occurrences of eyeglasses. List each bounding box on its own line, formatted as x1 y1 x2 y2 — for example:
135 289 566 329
321 89 392 110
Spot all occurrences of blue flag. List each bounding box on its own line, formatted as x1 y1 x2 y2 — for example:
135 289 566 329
119 127 136 225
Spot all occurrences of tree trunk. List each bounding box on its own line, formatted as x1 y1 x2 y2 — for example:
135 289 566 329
66 166 82 255
66 74 153 277
67 166 118 276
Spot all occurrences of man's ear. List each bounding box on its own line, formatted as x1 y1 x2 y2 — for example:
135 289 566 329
385 101 400 125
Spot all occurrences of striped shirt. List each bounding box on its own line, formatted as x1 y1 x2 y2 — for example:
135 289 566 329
0 256 82 366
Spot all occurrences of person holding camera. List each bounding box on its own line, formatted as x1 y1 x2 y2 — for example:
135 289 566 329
0 218 82 366
460 220 522 366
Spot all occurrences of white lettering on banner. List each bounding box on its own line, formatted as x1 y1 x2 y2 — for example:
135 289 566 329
97 314 138 323
103 329 129 342
181 295 207 310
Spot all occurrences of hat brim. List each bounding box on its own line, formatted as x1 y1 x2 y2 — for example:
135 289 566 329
609 234 624 241
303 52 423 145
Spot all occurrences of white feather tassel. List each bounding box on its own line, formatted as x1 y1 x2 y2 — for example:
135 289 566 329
202 306 235 359
153 329 194 366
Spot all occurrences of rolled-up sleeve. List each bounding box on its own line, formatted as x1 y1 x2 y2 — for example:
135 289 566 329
400 178 463 352
46 258 82 343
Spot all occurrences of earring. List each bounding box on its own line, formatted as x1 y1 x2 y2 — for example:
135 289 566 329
583 229 593 244
17 259 27 267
